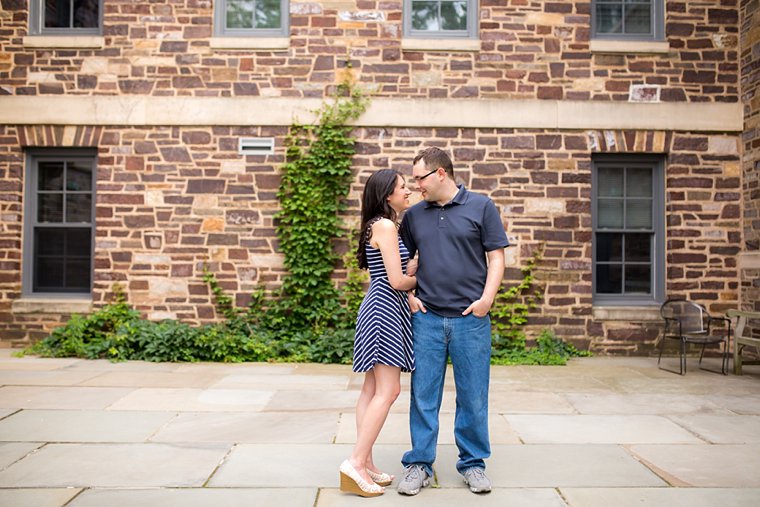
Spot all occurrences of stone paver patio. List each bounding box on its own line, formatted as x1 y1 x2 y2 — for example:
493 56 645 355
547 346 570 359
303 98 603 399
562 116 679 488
0 349 759 506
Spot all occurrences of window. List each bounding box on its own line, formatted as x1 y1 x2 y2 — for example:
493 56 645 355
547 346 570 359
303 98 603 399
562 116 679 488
29 0 103 35
592 156 664 305
591 0 664 41
403 0 478 38
23 150 96 296
214 0 289 37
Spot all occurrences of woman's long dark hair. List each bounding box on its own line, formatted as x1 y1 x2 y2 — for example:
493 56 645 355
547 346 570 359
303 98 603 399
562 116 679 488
357 169 402 269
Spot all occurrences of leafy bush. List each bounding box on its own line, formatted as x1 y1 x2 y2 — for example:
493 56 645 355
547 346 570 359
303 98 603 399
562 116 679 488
26 288 139 359
491 329 591 366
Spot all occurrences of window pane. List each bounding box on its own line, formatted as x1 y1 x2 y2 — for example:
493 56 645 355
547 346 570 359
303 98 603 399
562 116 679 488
255 0 281 29
73 0 99 28
596 264 622 294
597 233 623 263
35 228 65 290
598 199 623 228
441 1 467 31
625 1 651 34
626 199 652 229
66 194 92 222
39 162 64 191
36 229 65 256
67 162 92 191
626 167 652 197
34 228 91 292
412 1 440 31
598 167 623 196
66 260 91 289
625 265 651 293
227 0 254 29
38 194 63 223
36 257 65 289
66 228 91 256
45 0 71 28
625 233 651 262
596 3 623 34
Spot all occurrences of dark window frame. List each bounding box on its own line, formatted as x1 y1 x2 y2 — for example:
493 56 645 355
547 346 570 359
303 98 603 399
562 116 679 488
213 0 290 37
591 0 665 41
23 149 96 297
29 0 104 36
592 155 665 305
403 0 479 39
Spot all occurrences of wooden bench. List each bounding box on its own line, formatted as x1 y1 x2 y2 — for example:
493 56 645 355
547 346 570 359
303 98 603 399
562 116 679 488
727 310 760 375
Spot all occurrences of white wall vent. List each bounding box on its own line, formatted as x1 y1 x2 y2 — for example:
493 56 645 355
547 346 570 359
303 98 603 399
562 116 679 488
239 137 275 156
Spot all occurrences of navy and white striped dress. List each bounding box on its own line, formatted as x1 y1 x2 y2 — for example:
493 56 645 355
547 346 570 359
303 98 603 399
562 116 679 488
353 234 415 373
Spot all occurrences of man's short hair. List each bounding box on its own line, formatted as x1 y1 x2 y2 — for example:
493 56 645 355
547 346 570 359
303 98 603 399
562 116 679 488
413 146 454 179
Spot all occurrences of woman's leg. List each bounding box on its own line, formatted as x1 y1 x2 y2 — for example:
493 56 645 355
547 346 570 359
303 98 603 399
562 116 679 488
354 370 380 472
349 364 401 483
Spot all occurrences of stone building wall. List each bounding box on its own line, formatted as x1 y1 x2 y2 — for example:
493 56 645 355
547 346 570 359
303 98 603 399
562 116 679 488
739 0 760 314
0 122 742 352
0 1 740 102
0 1 748 350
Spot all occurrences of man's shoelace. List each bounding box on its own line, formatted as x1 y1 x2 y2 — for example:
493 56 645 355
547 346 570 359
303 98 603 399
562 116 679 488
467 468 486 481
403 465 422 481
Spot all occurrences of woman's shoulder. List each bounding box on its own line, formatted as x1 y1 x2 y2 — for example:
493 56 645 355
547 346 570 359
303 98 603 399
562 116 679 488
371 217 397 233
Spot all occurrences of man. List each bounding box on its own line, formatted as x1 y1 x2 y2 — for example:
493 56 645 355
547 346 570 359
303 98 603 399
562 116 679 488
398 147 509 495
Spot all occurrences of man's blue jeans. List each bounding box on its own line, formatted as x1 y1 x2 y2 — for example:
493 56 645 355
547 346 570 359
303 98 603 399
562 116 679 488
401 310 492 476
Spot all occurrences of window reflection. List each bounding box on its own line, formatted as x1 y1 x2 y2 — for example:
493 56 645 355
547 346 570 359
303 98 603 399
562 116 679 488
226 0 281 29
596 0 652 35
45 0 99 29
412 0 467 32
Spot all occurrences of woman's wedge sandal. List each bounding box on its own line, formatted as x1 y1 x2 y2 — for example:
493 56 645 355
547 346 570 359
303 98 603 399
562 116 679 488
367 469 394 486
339 460 384 497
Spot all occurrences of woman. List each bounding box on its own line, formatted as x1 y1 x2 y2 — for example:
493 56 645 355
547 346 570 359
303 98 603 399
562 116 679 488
339 169 417 497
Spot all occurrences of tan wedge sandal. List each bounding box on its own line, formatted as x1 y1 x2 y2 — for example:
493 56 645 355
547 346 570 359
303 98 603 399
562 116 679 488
339 459 384 498
367 469 394 486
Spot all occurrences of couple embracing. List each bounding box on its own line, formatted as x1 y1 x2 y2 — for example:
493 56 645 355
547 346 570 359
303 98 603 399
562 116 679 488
339 147 509 497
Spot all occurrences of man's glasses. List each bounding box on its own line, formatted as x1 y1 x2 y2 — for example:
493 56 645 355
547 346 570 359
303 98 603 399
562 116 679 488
413 168 439 182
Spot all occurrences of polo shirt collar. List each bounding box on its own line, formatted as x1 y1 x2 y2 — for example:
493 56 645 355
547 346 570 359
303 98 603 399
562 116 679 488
425 184 468 208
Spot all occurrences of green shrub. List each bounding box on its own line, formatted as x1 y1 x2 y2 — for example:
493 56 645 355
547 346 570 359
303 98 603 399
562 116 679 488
491 329 591 366
26 287 139 359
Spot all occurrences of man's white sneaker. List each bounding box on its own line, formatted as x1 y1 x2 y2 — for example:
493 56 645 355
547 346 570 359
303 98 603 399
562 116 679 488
397 464 430 496
462 467 491 494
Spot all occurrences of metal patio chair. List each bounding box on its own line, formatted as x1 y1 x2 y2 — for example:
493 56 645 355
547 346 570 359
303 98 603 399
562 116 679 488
658 299 731 375
727 309 760 375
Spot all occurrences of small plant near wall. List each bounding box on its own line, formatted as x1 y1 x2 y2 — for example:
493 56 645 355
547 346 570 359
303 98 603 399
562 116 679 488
490 245 591 365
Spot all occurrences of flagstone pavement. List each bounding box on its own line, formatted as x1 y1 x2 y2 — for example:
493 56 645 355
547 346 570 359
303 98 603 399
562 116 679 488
0 348 758 506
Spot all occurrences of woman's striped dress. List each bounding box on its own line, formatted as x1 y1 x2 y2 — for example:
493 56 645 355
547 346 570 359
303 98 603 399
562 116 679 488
353 234 415 373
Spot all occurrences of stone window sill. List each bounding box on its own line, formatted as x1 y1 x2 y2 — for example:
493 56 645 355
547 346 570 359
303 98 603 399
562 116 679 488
590 39 670 54
23 36 105 49
209 37 289 50
592 306 662 322
401 38 481 52
12 298 93 315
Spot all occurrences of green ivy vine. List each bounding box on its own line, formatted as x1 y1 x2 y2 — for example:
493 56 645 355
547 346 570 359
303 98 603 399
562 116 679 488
272 84 368 333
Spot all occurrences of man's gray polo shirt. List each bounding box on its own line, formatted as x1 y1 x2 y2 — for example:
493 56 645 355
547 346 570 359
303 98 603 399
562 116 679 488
400 185 509 318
